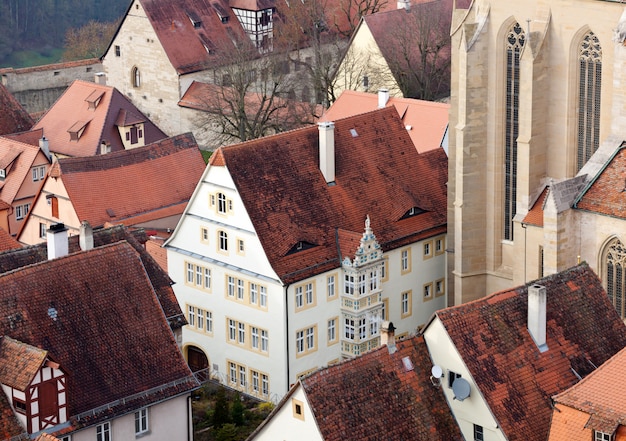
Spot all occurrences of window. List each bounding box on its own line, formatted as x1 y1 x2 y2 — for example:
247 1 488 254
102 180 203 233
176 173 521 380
237 239 244 253
382 298 389 320
115 45 120 56
228 319 236 341
228 276 235 297
237 279 245 300
292 399 304 420
132 66 141 88
435 279 445 297
448 370 462 388
96 422 111 441
185 262 211 291
261 329 268 352
595 431 613 441
238 322 245 344
435 237 444 255
305 283 314 304
381 258 388 282
217 192 227 213
262 374 269 396
358 318 367 340
295 286 303 308
12 398 26 414
344 273 355 295
296 330 304 353
187 263 193 283
369 314 379 336
401 248 411 273
206 310 213 333
251 327 259 349
296 326 317 356
39 222 47 239
504 22 525 241
423 283 433 300
201 227 209 242
423 241 432 257
327 318 337 344
603 238 626 320
188 306 196 327
577 31 602 172
369 269 379 291
135 408 149 435
228 361 247 389
357 273 366 295
473 424 484 441
15 203 30 220
306 327 315 350
327 274 336 298
344 317 355 340
251 371 260 394
250 283 258 304
260 286 267 308
204 268 211 289
401 291 412 317
32 165 46 181
219 230 228 252
197 308 204 330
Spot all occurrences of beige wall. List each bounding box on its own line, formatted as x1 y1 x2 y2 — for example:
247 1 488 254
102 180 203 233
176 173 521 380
449 0 626 304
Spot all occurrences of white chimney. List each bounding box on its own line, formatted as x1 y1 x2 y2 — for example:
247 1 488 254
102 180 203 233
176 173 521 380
79 220 94 251
39 136 50 160
318 122 335 184
95 72 106 85
47 223 69 260
528 284 548 352
378 88 390 108
397 0 410 11
381 321 397 354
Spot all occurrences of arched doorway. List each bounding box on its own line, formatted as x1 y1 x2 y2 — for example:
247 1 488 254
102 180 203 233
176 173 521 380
187 346 209 382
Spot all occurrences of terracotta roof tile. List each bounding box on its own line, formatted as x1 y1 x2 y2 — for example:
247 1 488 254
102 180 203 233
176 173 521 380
435 263 626 441
0 337 47 391
0 228 21 252
523 186 548 226
0 390 27 440
321 90 449 154
0 241 197 423
576 143 626 217
218 107 447 283
56 133 205 228
0 225 185 330
0 84 33 136
0 136 48 207
553 345 626 429
137 0 251 74
32 80 166 157
300 336 463 440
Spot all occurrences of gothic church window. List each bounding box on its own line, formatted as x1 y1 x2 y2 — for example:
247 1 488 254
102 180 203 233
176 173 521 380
504 22 525 241
603 238 625 320
577 31 602 172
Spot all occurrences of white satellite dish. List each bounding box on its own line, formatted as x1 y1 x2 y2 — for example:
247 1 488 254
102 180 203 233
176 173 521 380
452 377 471 401
431 365 443 379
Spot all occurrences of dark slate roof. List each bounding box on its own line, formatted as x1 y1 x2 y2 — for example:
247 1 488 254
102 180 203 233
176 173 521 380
434 263 626 441
213 106 448 284
297 337 462 440
0 84 33 136
0 225 185 330
50 133 205 229
0 241 197 428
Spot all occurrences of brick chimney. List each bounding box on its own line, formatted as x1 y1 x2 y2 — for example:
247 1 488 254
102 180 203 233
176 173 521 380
47 223 69 260
528 284 548 352
318 122 335 184
79 220 94 251
378 89 389 108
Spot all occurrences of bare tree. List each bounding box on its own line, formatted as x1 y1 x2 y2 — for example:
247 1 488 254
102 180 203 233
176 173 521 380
192 37 318 146
375 0 452 100
62 20 119 61
334 0 389 38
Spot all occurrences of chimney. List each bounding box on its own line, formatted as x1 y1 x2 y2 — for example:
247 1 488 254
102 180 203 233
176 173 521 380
318 122 335 184
397 0 410 11
381 321 397 354
79 221 94 251
47 223 69 260
378 88 390 108
95 72 106 85
39 136 50 160
528 284 548 352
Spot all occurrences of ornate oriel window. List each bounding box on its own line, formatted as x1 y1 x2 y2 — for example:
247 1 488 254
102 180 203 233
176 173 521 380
577 31 602 172
504 23 525 241
604 238 625 320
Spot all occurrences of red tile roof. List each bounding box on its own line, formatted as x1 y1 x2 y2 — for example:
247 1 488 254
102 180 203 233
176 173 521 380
575 143 626 217
0 390 26 440
32 80 166 157
0 241 197 426
321 90 449 153
552 345 626 433
134 0 251 74
0 228 21 252
0 225 185 330
53 133 205 228
523 186 548 226
299 336 463 440
214 106 447 283
0 84 33 136
0 337 47 391
433 263 626 441
0 136 48 207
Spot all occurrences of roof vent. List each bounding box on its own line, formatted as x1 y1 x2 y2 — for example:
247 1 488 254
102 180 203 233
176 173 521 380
402 356 414 372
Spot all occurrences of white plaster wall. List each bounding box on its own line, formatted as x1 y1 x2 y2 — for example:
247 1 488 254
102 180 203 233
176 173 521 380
423 318 507 441
251 386 323 441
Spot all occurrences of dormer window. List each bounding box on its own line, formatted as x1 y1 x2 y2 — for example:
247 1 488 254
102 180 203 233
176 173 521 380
212 3 229 23
400 206 426 220
0 169 5 180
287 241 316 255
85 89 105 109
68 120 89 141
187 11 202 28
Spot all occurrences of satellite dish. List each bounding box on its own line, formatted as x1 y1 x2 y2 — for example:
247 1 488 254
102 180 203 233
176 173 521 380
431 365 443 379
452 378 471 401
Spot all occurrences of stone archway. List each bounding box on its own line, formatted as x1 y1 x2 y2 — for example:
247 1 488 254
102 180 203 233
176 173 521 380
187 346 209 382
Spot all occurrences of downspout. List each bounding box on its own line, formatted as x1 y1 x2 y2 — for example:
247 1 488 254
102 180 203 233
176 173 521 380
284 283 291 394
187 395 192 441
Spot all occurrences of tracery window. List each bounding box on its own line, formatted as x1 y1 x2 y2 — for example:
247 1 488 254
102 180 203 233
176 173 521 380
604 238 626 320
504 23 525 241
577 31 602 172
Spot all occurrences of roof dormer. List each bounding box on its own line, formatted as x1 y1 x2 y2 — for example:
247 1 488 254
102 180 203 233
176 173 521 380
67 120 89 141
187 10 202 28
400 206 425 220
85 89 105 110
212 2 230 23
287 240 317 255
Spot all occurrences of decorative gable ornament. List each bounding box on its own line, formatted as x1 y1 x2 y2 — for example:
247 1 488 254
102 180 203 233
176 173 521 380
342 216 383 268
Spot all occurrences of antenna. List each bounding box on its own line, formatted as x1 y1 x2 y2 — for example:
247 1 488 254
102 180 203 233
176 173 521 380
430 365 443 387
452 377 471 401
